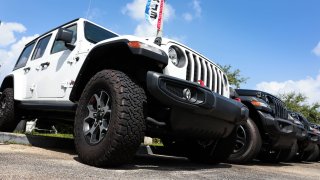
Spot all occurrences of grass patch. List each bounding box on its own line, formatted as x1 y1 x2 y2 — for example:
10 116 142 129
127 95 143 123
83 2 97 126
149 143 164 147
150 138 163 147
28 132 74 139
13 130 74 139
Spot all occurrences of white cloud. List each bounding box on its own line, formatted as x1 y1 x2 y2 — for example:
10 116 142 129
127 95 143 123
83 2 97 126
0 22 26 47
0 35 38 82
312 42 320 57
134 22 157 37
0 22 38 83
183 13 193 22
122 0 146 21
256 73 320 105
122 0 175 37
193 0 202 17
183 0 202 22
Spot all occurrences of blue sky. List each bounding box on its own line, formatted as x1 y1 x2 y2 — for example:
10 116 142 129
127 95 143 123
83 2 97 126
0 0 320 103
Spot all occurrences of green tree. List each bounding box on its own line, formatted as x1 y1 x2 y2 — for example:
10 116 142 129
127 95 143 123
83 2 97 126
219 64 248 88
279 92 320 123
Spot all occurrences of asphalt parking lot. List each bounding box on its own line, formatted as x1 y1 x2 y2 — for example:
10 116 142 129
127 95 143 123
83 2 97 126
0 143 320 180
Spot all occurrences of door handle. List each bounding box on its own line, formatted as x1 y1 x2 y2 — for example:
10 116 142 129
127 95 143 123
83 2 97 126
23 67 31 73
39 62 50 70
40 62 50 67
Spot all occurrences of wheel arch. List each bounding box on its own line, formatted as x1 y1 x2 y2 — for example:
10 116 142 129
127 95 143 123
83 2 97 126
69 40 167 102
0 75 14 92
241 101 266 137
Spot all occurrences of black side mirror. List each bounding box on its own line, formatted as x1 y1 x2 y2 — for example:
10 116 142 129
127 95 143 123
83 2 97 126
56 28 75 50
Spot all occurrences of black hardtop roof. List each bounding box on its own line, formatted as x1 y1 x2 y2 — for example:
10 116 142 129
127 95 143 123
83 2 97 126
289 111 310 123
235 89 279 99
25 18 80 46
289 111 303 118
311 123 320 128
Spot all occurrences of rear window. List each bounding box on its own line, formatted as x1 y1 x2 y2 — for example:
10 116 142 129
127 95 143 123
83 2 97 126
14 42 36 70
31 34 52 60
84 22 118 43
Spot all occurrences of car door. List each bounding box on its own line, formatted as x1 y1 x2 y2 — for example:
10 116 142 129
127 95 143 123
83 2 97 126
27 34 53 100
11 41 36 100
36 23 79 99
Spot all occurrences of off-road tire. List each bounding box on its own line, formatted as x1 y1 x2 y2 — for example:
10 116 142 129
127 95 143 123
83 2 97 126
259 144 297 163
277 142 298 162
186 127 237 164
74 70 146 167
228 118 262 164
258 150 281 163
302 144 320 162
318 145 320 162
0 88 19 132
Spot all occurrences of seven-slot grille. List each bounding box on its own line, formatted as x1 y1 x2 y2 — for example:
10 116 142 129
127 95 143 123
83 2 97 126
185 50 228 96
267 95 289 119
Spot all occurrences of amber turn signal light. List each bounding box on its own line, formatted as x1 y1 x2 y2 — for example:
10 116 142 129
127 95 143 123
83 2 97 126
128 41 141 48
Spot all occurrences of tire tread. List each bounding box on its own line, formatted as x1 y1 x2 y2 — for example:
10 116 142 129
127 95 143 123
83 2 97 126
74 70 146 166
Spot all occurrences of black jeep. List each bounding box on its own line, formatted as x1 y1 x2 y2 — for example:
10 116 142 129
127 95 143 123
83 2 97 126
309 122 320 161
228 89 304 163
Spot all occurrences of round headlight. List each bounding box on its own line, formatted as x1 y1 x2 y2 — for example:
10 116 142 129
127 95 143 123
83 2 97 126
168 47 179 66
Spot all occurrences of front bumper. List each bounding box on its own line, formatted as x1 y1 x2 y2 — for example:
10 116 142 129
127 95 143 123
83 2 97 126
258 111 297 149
294 123 307 141
299 131 320 152
146 71 248 139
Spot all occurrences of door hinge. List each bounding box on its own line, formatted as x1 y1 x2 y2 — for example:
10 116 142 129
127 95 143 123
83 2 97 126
61 80 75 88
67 56 80 64
30 84 36 91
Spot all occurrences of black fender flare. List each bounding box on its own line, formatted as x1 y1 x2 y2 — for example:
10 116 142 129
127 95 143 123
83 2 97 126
69 39 168 102
0 75 14 91
239 97 271 133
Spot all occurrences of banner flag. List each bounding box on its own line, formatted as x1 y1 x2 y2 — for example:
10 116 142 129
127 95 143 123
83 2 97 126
145 0 165 31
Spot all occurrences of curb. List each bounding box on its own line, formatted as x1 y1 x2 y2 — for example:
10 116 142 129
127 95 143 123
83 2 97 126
0 132 30 145
0 132 153 155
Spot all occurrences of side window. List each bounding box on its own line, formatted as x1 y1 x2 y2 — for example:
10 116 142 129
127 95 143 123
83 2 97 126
84 22 117 44
51 24 77 54
31 34 52 60
14 42 36 69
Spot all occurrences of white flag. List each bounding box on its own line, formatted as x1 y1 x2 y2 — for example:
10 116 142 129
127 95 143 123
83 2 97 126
145 0 164 31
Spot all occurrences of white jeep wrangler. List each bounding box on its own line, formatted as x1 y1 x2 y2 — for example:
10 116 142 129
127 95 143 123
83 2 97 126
0 18 248 166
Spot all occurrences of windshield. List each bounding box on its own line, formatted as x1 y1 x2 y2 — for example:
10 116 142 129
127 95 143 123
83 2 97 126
84 21 118 43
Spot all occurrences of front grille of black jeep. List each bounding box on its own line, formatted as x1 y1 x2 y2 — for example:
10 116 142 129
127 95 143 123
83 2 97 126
185 50 228 96
267 95 288 119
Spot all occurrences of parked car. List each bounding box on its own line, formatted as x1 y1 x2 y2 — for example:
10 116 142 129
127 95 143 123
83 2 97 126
310 123 320 161
228 89 304 163
289 112 319 161
0 18 248 166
